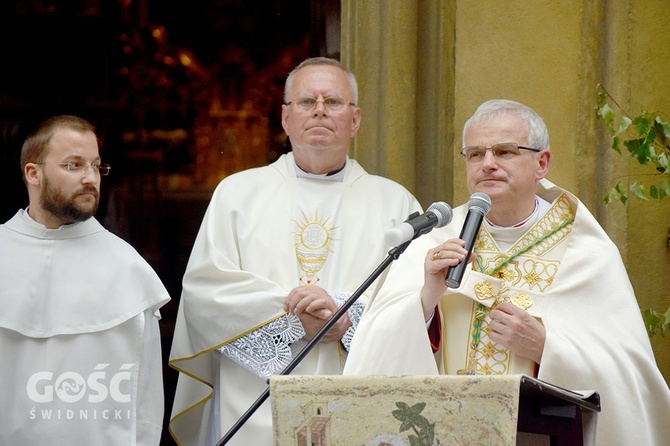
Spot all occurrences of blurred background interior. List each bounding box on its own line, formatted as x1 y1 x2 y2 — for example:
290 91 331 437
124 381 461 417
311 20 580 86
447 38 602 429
0 1 339 443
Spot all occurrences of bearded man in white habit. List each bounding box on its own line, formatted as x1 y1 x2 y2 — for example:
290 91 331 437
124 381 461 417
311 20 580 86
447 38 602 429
0 115 170 445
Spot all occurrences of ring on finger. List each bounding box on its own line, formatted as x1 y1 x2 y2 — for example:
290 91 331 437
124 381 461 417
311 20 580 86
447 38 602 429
432 251 441 261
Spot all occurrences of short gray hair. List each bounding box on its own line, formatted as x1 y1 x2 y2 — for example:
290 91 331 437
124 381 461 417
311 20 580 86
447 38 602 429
284 57 359 105
462 99 549 150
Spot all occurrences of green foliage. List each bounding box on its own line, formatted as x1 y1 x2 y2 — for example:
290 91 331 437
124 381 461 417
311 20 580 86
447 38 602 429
595 84 670 204
643 306 670 339
596 85 670 343
392 401 438 446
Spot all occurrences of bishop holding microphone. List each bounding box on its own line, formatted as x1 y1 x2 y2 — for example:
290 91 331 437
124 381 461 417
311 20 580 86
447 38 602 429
344 99 670 446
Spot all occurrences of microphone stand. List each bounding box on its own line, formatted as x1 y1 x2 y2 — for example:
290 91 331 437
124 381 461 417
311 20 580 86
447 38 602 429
216 239 413 445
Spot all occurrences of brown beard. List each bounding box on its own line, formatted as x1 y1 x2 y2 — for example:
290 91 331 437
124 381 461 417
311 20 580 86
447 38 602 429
40 175 99 224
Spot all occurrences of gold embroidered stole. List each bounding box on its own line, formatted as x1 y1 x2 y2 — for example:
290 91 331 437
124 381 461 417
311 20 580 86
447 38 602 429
460 193 575 375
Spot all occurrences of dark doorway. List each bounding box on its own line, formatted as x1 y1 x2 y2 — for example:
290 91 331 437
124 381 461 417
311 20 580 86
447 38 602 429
0 1 340 444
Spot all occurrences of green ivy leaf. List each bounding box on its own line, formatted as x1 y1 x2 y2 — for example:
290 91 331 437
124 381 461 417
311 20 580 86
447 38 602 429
414 415 433 431
418 425 436 444
596 86 670 204
392 401 436 446
643 309 661 337
616 115 632 137
629 182 649 200
643 307 670 338
410 402 426 415
604 182 628 205
623 137 644 161
595 92 614 124
642 127 658 161
596 101 613 124
612 135 622 154
624 134 653 164
393 402 415 432
632 115 652 135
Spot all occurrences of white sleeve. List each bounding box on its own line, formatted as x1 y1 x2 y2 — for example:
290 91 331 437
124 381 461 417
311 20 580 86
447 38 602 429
219 313 305 380
328 291 366 352
136 309 165 446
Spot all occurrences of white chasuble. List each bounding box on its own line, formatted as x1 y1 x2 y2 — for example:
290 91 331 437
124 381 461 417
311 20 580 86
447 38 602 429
169 153 420 446
344 179 670 446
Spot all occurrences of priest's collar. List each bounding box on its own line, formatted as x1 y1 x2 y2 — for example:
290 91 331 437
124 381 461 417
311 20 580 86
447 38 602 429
294 157 349 182
484 196 553 250
485 196 552 229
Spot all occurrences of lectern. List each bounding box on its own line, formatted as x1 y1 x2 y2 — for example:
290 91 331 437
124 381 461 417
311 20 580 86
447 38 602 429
270 374 600 446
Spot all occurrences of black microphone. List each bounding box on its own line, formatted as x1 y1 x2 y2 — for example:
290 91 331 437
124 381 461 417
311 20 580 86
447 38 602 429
384 201 453 247
444 192 491 288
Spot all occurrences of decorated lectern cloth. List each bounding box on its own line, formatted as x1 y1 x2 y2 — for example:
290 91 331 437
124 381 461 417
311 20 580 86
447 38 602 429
0 210 170 446
169 152 421 446
344 179 670 446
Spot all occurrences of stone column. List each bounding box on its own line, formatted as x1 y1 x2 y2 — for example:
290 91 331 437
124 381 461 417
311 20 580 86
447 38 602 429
341 0 456 206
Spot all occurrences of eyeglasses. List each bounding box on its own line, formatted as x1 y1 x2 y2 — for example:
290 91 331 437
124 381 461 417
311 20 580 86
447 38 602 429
285 96 356 112
36 161 112 176
461 143 542 163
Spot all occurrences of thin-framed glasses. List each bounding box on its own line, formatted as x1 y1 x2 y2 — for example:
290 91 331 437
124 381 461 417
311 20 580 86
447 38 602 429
461 142 542 163
36 161 112 176
285 96 356 112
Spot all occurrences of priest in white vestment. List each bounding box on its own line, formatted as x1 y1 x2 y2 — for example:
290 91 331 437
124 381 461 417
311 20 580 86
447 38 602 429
0 115 170 445
169 57 421 446
344 100 670 446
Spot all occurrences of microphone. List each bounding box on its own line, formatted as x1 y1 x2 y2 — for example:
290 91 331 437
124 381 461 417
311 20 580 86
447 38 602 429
444 192 491 288
384 202 453 247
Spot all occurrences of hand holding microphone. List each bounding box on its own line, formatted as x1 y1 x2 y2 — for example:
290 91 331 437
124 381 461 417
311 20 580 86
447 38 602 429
444 192 491 288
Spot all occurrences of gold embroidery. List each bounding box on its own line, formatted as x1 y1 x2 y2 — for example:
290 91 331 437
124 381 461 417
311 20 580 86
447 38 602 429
293 212 337 286
480 342 498 360
520 259 560 292
510 293 533 310
464 332 511 375
474 281 496 300
482 256 521 286
474 231 493 251
463 193 576 375
500 268 518 283
508 194 574 259
523 271 541 287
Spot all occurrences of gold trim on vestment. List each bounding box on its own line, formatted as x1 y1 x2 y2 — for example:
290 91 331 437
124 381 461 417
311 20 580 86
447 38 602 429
462 193 575 375
293 211 337 286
